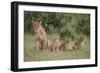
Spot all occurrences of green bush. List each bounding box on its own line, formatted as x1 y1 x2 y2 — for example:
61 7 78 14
24 11 90 39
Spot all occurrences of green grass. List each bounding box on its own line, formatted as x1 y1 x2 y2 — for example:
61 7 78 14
24 34 90 62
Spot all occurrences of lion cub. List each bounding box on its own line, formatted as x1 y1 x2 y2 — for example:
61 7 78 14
73 36 85 50
59 39 69 51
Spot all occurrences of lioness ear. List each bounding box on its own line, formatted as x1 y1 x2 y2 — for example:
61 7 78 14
32 20 34 24
39 20 42 24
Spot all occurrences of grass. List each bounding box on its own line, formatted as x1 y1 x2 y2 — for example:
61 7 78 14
24 34 90 62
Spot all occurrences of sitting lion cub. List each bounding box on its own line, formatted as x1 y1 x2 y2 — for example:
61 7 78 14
73 36 85 50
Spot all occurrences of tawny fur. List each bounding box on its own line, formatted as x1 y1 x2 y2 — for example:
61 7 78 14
51 37 60 52
73 36 85 50
59 40 69 51
32 20 48 50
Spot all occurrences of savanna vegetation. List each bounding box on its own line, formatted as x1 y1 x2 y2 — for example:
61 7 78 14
24 11 90 61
